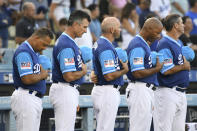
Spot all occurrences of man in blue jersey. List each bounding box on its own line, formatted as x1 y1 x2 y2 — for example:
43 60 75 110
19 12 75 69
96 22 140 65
126 17 163 131
91 17 129 131
11 28 54 131
154 14 190 131
49 10 91 131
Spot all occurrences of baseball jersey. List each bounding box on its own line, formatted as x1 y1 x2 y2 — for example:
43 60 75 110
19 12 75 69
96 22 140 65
126 35 158 85
12 41 46 95
186 11 197 35
156 35 189 88
92 36 124 86
52 32 84 85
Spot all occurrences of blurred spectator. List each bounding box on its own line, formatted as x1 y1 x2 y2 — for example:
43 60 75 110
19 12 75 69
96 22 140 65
8 0 23 25
15 2 39 44
55 17 67 40
98 0 109 21
170 0 189 16
75 8 93 48
120 3 139 49
8 0 23 12
49 0 70 30
138 0 156 28
186 0 197 35
83 0 99 7
136 0 150 15
150 0 171 18
179 16 197 68
0 0 12 48
70 0 76 11
131 0 138 5
47 0 52 6
24 0 48 27
76 0 99 9
108 0 127 19
88 4 101 42
179 16 196 47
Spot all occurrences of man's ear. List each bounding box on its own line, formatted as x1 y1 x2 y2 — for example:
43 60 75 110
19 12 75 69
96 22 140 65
73 21 80 27
110 27 114 34
34 35 40 40
174 23 179 29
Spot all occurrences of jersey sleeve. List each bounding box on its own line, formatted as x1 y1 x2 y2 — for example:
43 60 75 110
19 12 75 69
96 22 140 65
15 52 34 77
158 48 175 74
99 50 116 75
129 47 145 72
57 48 76 73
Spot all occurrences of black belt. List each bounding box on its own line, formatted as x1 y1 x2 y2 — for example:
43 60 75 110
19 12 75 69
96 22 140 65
130 81 156 91
29 90 44 98
146 83 157 91
166 86 186 93
69 83 80 90
53 81 80 89
96 84 120 89
16 87 43 98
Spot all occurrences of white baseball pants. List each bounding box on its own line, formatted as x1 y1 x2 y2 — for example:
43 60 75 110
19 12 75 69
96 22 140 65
126 82 154 131
49 83 79 131
91 85 120 131
153 87 187 131
11 88 43 131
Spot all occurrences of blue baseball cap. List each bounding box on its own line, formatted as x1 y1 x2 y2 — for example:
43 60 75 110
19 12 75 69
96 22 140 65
115 47 128 63
80 46 92 63
151 51 164 66
39 55 52 70
182 46 195 62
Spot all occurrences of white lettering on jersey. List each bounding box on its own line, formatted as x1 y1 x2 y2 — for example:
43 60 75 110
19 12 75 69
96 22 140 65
178 54 183 65
33 64 40 74
77 55 82 68
149 56 153 68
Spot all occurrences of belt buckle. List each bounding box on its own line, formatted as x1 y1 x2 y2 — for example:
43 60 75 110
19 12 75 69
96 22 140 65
174 86 186 93
29 90 43 98
35 93 43 98
146 83 156 91
114 85 121 90
73 84 80 90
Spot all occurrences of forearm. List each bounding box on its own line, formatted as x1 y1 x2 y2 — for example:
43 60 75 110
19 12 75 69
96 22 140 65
163 65 186 75
49 3 57 21
132 67 159 79
172 2 185 14
21 74 45 85
104 69 127 81
63 70 85 82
